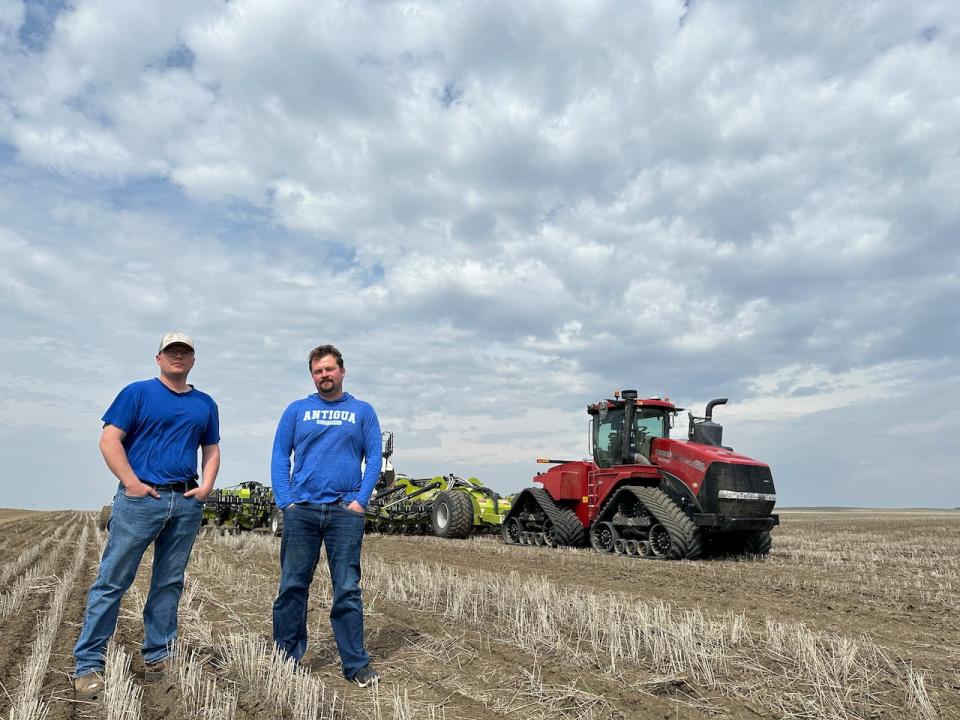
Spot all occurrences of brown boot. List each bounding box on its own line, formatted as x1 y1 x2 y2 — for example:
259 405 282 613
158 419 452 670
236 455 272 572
73 672 105 700
144 659 167 680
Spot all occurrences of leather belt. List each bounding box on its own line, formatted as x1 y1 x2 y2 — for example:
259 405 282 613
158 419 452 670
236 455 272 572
142 480 198 492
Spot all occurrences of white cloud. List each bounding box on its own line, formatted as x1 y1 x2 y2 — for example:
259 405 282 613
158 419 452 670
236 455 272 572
734 361 920 420
0 0 958 508
0 0 24 33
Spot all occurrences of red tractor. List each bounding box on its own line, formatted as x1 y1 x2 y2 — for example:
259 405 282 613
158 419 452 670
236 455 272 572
500 391 778 559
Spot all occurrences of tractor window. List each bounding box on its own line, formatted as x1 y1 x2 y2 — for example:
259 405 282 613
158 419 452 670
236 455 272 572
593 408 624 467
593 407 670 466
631 409 668 460
633 410 668 439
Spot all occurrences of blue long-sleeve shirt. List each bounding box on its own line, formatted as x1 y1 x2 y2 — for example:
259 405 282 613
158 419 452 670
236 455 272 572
271 392 382 509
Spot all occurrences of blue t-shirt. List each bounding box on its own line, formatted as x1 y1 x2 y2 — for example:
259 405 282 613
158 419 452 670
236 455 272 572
271 392 381 509
102 378 220 485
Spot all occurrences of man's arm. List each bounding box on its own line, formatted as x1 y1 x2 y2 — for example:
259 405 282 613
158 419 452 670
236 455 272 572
353 407 383 509
186 444 220 501
99 424 159 499
271 407 296 509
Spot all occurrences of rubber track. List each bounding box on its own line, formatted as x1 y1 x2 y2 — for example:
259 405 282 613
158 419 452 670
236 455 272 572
743 530 772 556
629 486 702 560
529 488 586 547
433 491 474 539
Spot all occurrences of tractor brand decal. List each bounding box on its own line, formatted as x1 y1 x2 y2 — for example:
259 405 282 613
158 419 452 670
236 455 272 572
717 490 777 502
655 449 705 472
302 409 357 425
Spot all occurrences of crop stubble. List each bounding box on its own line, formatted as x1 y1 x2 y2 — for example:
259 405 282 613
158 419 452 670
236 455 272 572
0 510 957 720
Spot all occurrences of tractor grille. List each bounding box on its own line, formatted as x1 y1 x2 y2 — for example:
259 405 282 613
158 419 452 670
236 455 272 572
699 462 776 518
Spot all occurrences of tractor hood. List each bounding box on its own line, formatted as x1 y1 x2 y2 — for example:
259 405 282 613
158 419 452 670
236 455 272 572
652 439 765 473
651 438 776 518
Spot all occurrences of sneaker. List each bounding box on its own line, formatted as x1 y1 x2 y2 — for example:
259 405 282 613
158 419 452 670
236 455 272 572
73 672 105 700
351 665 379 687
144 659 167 680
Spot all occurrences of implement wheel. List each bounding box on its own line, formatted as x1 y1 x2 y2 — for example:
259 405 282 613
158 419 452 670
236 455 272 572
270 507 283 537
431 491 474 539
215 507 231 527
98 505 112 532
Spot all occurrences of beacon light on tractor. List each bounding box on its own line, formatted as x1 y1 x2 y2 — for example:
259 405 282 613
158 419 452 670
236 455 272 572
500 391 778 559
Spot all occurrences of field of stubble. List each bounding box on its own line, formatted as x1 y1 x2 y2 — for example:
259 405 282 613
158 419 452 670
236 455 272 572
0 508 958 720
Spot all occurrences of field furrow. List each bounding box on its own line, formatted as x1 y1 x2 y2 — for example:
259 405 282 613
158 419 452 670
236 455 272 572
2 510 957 720
4 516 90 720
0 517 88 700
39 519 108 720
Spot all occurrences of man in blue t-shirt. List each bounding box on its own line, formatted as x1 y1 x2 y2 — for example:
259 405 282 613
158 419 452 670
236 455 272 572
271 343 381 688
73 332 220 699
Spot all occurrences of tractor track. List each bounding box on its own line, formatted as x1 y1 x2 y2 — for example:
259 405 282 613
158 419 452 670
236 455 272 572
502 487 586 547
528 487 586 546
630 486 702 559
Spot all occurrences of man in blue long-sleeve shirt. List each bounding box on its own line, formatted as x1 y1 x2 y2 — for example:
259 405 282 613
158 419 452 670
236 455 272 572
271 344 381 687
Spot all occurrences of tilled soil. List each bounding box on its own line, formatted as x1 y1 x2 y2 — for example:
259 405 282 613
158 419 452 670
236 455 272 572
1 509 958 720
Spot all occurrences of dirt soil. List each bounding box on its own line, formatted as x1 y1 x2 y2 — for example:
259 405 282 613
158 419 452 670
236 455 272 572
0 509 958 720
0 508 39 525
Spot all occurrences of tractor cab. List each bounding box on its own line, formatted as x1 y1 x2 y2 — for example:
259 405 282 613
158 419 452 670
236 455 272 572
588 391 678 468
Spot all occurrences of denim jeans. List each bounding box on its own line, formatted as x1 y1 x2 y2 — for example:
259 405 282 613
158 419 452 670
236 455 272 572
272 501 369 679
73 484 203 677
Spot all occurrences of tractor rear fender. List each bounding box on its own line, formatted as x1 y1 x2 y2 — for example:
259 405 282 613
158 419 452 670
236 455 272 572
501 488 549 523
594 482 658 524
592 473 701 524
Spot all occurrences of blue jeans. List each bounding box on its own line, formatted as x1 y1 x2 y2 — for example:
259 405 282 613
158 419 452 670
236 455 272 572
272 502 369 679
73 484 203 677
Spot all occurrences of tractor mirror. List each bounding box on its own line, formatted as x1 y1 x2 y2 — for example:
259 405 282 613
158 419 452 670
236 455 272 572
382 431 394 458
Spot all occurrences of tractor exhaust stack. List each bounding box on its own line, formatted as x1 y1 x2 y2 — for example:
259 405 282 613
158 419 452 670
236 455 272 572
690 398 728 447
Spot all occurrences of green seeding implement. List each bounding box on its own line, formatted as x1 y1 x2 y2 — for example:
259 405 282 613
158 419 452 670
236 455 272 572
202 481 275 532
97 432 512 541
366 473 512 538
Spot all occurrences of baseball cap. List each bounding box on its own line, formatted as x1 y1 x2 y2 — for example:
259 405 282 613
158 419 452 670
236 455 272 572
158 332 195 353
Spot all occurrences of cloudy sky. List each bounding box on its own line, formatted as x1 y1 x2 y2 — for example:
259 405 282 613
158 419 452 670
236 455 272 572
1 0 957 511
